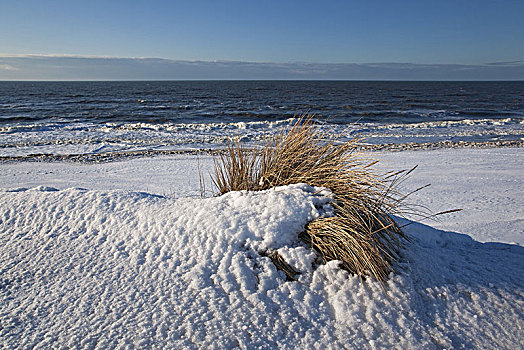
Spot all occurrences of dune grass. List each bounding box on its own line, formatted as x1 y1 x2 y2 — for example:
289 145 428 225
212 116 411 284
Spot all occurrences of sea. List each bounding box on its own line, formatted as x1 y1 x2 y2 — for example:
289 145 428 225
0 81 523 157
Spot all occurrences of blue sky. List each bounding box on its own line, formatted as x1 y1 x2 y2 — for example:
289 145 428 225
1 0 523 79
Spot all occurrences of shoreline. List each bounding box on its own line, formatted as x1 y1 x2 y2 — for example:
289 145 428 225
1 139 522 164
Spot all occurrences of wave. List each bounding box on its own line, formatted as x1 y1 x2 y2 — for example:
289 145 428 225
103 118 295 132
366 117 521 130
3 116 521 134
1 117 522 157
0 118 296 134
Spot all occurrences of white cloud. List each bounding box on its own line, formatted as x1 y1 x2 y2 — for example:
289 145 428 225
0 64 18 71
0 54 123 59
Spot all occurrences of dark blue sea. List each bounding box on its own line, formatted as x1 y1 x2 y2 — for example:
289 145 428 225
0 81 522 156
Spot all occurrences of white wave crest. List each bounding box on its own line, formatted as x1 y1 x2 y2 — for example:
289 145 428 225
370 118 517 130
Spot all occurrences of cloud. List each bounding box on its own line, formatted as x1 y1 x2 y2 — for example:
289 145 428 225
0 55 523 80
485 60 524 66
0 64 19 71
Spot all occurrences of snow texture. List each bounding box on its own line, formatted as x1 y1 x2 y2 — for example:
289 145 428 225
2 148 521 245
1 183 523 349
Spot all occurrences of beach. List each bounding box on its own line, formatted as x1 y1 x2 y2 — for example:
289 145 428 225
3 0 524 345
1 80 523 348
1 146 522 348
2 147 522 244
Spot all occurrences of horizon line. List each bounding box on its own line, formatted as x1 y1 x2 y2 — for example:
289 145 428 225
1 54 523 67
2 79 524 83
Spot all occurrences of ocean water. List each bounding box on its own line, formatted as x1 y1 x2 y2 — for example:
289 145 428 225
1 81 523 156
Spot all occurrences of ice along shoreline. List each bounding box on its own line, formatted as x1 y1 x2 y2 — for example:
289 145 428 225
1 139 522 164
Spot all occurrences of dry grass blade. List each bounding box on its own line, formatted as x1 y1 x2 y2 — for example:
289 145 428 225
213 115 411 285
212 140 259 193
262 250 301 281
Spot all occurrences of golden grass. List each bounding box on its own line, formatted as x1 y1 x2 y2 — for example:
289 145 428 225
212 116 411 284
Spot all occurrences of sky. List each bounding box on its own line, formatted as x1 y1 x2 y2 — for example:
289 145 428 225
1 0 523 80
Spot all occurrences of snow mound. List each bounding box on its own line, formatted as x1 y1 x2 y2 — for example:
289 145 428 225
1 186 523 349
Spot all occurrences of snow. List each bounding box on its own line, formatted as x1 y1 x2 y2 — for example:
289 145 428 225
0 148 523 349
0 155 211 199
2 148 521 244
377 148 523 245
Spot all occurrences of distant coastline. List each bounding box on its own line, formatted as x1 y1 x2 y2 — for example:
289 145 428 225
1 55 524 81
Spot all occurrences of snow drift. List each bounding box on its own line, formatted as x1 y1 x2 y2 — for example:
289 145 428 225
1 186 523 349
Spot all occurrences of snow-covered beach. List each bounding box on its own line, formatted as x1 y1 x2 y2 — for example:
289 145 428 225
2 0 524 344
1 147 522 349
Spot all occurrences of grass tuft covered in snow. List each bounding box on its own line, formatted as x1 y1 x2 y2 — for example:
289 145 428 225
213 116 410 284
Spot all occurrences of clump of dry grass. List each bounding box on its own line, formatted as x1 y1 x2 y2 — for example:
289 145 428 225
212 116 411 284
